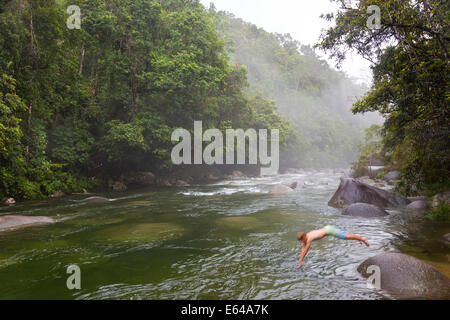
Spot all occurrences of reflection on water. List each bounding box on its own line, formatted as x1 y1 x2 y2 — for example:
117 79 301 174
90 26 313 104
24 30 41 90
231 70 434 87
0 171 448 299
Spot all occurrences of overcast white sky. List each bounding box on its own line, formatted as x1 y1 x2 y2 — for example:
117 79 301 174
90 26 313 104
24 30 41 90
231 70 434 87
199 0 373 84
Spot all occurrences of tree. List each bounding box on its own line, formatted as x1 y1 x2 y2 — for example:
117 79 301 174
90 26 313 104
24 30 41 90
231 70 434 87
318 0 449 194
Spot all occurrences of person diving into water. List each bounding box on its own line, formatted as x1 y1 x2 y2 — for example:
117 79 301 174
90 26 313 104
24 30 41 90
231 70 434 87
297 226 370 267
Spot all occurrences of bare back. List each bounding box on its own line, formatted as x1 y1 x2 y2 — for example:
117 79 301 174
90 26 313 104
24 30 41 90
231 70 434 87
306 228 327 243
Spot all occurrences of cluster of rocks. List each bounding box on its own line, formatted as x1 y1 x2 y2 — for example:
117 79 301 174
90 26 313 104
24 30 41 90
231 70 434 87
272 169 450 298
327 177 450 297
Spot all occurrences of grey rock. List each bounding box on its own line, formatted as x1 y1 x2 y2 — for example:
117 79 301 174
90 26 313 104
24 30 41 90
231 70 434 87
328 178 410 209
207 173 220 181
407 200 430 211
269 184 294 195
1 197 15 206
176 180 189 187
383 171 401 181
231 170 246 178
432 191 450 208
342 203 389 217
358 253 450 298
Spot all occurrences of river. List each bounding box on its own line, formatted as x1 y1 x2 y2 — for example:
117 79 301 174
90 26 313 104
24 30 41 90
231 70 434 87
0 170 449 299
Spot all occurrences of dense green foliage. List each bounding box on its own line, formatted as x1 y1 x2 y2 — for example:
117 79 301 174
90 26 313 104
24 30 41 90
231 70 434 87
0 0 380 200
0 0 290 199
210 8 378 168
318 0 449 195
426 203 450 222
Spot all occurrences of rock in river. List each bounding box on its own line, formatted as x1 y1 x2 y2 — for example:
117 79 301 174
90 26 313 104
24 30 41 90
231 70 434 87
1 197 15 206
342 203 388 217
406 200 430 212
358 253 450 298
0 215 55 232
269 184 294 195
328 178 410 209
383 171 401 182
432 191 450 208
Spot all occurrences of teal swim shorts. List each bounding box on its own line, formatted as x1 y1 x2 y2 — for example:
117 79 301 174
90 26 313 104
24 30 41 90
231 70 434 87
324 225 347 240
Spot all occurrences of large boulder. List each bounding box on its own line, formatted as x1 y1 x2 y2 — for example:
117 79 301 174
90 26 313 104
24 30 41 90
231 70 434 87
269 184 294 195
383 171 401 182
342 203 388 217
444 233 450 242
407 200 430 212
328 178 410 209
358 253 450 298
1 197 15 206
432 191 450 208
289 180 305 190
0 215 55 232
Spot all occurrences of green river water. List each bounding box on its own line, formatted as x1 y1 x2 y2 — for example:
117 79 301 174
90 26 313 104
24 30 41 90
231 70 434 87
1 171 449 299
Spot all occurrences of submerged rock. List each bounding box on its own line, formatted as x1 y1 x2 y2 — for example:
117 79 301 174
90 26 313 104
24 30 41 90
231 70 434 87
216 216 263 231
269 184 294 195
289 181 305 189
383 171 401 182
93 222 184 243
207 173 220 181
0 215 55 232
328 178 410 209
176 180 190 187
342 203 388 217
358 253 450 298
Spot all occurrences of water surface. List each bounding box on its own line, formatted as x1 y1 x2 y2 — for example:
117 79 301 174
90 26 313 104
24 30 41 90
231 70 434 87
1 171 449 299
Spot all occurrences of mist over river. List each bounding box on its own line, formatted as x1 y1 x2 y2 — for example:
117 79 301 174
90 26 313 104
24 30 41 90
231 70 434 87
1 170 449 300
